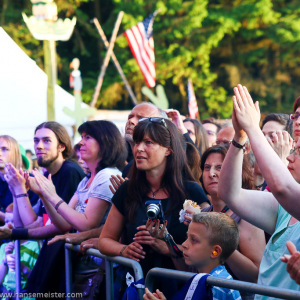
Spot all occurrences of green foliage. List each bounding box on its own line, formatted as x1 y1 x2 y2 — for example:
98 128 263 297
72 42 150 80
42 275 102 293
2 0 300 117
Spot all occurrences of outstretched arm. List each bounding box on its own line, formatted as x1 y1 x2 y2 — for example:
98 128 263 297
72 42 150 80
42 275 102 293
232 84 300 220
218 88 278 234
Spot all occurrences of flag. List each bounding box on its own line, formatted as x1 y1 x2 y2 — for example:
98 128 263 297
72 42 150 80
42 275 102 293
124 12 157 88
187 79 199 119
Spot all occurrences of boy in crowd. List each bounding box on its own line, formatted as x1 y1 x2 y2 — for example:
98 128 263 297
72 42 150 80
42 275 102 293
144 212 241 300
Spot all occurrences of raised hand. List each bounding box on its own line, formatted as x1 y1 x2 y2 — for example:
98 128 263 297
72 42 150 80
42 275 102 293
266 131 293 165
164 109 187 134
4 163 26 194
232 84 261 133
32 169 56 201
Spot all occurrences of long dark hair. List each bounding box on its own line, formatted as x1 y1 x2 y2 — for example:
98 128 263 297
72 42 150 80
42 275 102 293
200 145 254 194
78 120 127 173
126 118 193 222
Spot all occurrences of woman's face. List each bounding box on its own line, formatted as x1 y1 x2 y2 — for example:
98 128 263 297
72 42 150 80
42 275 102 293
0 138 12 170
293 107 300 143
79 133 100 164
287 141 300 184
184 121 196 143
202 153 223 196
134 134 171 173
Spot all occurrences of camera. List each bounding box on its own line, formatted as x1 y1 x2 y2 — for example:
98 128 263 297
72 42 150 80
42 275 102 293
145 200 165 222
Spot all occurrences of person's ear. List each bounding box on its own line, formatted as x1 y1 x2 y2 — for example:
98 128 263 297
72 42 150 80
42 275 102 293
58 144 65 153
211 245 222 259
165 147 172 157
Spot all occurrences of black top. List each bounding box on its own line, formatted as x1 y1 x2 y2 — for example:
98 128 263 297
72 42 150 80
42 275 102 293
38 160 85 217
0 175 39 213
112 180 210 274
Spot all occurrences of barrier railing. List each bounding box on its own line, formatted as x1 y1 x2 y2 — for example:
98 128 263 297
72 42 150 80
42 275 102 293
145 267 300 300
15 239 21 300
65 243 144 300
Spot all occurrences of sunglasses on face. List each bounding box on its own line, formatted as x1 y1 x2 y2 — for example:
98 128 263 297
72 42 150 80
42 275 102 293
289 113 300 121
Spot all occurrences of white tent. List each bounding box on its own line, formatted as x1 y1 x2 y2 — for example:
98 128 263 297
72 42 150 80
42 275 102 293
0 27 79 150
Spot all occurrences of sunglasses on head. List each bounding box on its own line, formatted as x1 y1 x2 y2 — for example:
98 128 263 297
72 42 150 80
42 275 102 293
138 117 168 129
289 113 300 121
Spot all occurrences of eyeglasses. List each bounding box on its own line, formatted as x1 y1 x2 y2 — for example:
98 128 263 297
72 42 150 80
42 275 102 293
289 113 300 121
216 140 232 146
289 148 300 156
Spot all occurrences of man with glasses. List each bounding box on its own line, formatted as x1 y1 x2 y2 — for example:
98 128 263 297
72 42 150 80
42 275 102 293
216 125 234 146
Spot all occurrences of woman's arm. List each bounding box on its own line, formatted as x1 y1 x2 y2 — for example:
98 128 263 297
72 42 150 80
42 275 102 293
218 92 278 234
99 204 146 262
33 170 110 232
226 219 265 282
232 84 300 219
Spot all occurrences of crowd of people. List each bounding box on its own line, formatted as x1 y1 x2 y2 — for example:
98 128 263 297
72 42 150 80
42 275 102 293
0 85 299 299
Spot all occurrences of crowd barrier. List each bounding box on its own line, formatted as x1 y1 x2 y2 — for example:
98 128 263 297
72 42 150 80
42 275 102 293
13 241 300 300
146 268 300 300
64 243 144 300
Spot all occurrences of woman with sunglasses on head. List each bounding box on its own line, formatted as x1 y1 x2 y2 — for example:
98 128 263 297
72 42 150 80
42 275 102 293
99 118 210 297
219 85 300 298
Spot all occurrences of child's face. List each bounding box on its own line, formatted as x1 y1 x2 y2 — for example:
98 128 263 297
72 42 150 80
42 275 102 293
182 222 215 271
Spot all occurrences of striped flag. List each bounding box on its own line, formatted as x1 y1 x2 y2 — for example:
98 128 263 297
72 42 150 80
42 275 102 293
187 79 199 119
124 12 158 88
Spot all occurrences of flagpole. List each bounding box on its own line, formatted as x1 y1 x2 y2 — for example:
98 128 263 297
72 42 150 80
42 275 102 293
93 18 138 106
91 11 124 108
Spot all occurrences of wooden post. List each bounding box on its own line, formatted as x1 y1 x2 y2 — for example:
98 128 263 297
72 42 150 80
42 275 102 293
44 40 56 121
91 11 124 108
93 18 137 106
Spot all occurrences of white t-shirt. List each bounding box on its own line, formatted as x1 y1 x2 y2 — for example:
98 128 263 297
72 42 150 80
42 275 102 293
74 167 121 225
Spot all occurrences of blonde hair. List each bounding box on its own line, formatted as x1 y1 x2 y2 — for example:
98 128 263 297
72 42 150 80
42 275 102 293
192 212 239 264
0 135 22 169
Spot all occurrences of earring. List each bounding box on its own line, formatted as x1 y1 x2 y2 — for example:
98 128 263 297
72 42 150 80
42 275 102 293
212 250 218 256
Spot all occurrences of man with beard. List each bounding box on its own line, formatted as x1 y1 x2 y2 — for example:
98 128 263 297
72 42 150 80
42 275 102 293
0 122 85 296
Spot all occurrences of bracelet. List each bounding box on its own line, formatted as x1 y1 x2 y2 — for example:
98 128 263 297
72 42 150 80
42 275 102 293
120 245 127 256
55 200 64 212
11 228 29 240
15 193 28 198
231 139 246 152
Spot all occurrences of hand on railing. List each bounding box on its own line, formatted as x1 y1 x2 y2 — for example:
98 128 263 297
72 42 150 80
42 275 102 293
80 238 99 253
119 242 146 262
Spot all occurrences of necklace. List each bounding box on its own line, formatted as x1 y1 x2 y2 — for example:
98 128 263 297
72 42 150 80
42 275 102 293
151 186 162 199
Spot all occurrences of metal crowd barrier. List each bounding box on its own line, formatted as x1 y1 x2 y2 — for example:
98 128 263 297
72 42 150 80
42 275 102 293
65 243 144 300
146 267 300 300
15 239 21 300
